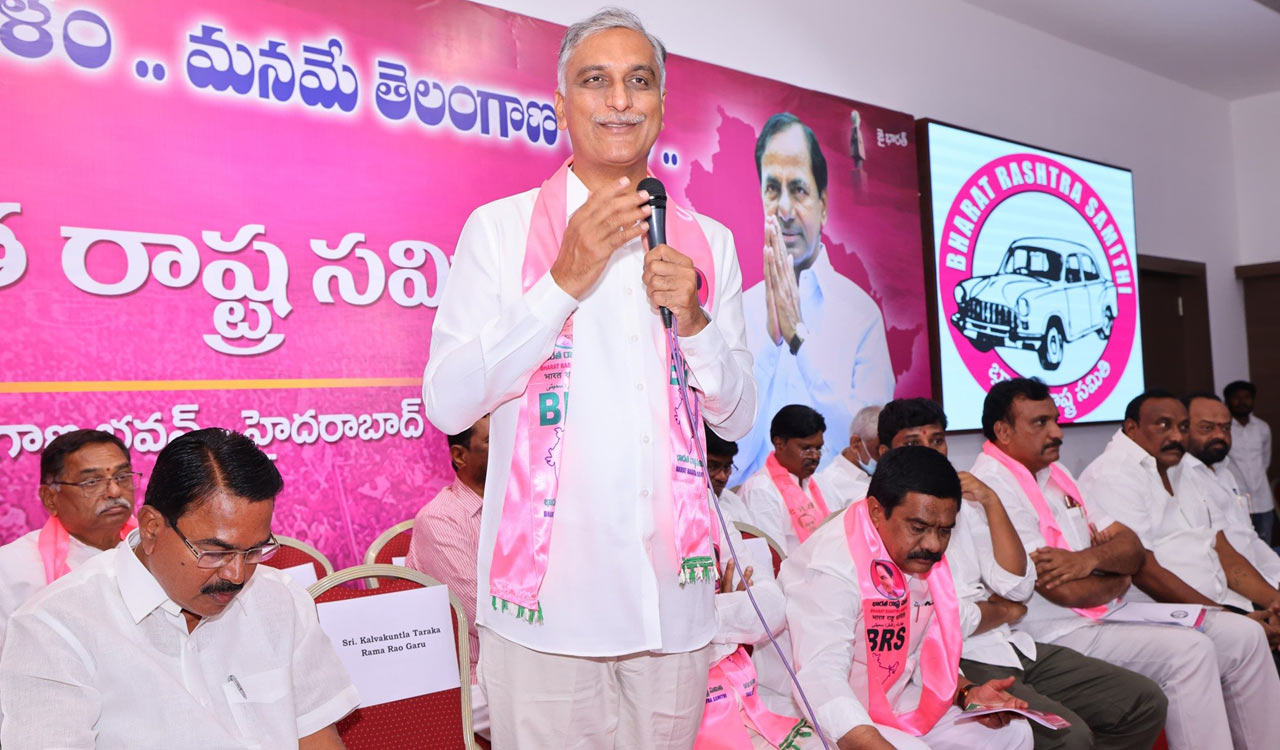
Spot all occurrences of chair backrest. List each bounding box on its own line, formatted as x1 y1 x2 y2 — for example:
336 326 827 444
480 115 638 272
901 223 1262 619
733 522 785 578
264 534 334 583
363 520 415 589
309 565 474 750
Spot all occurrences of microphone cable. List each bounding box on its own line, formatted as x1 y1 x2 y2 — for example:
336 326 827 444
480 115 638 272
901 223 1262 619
665 322 834 750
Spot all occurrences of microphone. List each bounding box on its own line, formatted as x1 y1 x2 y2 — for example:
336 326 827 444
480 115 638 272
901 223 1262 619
638 177 672 329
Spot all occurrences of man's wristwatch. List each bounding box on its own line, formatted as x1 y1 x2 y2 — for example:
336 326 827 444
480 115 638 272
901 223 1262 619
788 322 810 355
954 683 975 709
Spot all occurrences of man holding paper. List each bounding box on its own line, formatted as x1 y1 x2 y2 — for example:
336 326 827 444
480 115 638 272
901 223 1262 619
873 398 1167 750
0 428 358 748
780 446 1033 750
973 379 1280 750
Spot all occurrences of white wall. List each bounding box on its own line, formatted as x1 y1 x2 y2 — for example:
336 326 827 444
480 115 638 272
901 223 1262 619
1231 90 1280 267
475 0 1248 471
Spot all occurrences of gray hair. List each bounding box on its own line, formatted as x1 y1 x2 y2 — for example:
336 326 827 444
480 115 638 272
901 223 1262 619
557 7 667 93
850 405 883 444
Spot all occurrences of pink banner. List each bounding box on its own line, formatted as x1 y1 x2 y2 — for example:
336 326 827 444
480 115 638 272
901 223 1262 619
0 0 927 566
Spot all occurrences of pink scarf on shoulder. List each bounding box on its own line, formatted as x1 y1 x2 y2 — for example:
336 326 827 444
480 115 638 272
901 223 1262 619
845 501 960 736
765 453 828 544
487 158 719 622
981 442 1106 620
37 514 136 584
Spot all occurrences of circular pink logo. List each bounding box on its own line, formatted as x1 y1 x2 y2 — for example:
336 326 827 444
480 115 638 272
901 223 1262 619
937 153 1137 422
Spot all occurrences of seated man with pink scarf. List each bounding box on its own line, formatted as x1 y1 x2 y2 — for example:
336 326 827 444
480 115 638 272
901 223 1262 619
0 429 137 647
779 446 1032 750
742 405 843 554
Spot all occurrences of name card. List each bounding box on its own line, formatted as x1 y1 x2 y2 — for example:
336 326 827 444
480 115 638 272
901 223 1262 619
392 555 406 566
317 586 461 707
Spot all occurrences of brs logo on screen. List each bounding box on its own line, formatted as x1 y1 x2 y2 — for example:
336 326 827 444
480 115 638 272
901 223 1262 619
936 154 1138 421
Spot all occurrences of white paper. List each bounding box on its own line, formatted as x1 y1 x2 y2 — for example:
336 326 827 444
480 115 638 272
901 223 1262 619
281 562 318 588
1101 602 1210 628
392 555 406 567
317 586 461 707
742 537 773 577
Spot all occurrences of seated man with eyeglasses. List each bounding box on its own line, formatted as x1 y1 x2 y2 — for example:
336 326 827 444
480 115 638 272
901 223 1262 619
741 404 840 554
0 429 140 649
0 428 359 749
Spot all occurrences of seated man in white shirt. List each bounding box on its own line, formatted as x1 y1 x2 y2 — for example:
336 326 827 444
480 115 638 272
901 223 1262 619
1181 392 1280 595
877 397 1167 750
693 510 820 749
0 428 359 749
817 405 881 509
1080 391 1280 636
975 378 1280 750
0 429 138 647
406 415 490 735
743 405 841 553
782 445 1033 750
708 426 753 528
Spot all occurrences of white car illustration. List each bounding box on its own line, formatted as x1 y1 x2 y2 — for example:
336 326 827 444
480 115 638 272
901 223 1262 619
951 237 1117 370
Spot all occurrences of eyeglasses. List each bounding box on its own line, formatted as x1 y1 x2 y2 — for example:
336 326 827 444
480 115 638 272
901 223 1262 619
706 460 737 475
169 520 280 569
47 472 143 498
794 445 823 457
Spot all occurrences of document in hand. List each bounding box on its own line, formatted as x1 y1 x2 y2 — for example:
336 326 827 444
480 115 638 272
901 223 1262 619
962 706 1071 730
1101 602 1210 629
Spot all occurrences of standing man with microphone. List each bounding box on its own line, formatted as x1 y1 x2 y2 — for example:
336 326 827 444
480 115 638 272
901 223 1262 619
423 8 756 749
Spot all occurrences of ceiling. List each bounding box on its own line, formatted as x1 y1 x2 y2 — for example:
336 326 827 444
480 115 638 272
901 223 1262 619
960 0 1280 100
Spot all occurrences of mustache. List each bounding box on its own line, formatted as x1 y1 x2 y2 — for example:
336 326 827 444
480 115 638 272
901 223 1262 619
592 112 645 125
907 549 942 563
1162 441 1185 453
97 497 133 515
1042 438 1063 452
201 580 245 596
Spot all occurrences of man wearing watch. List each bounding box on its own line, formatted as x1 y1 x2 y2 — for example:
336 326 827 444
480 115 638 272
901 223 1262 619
735 113 895 487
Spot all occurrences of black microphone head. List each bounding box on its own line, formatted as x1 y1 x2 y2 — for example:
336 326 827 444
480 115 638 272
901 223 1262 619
638 177 667 208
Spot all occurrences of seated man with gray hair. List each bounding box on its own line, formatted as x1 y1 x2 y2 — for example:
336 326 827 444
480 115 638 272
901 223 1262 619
0 429 358 748
816 404 882 508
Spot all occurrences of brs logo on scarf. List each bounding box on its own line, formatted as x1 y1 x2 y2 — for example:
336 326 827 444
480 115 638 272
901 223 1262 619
866 626 907 652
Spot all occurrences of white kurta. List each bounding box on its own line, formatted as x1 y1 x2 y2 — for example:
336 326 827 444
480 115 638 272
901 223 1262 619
0 527 103 648
973 449 1280 750
770 508 1030 750
733 245 895 486
815 452 871 511
1231 416 1275 514
1196 456 1280 585
1079 430 1247 610
0 544 358 748
947 502 1037 668
423 169 757 657
741 463 844 554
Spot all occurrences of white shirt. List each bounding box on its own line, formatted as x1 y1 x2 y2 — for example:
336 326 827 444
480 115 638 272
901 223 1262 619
1231 416 1275 514
816 452 872 511
423 170 756 657
0 527 103 648
1190 455 1280 587
733 245 894 485
1080 430 1246 610
741 461 846 554
712 520 786 668
774 508 942 741
0 543 358 749
947 502 1037 668
715 487 754 529
970 452 1119 644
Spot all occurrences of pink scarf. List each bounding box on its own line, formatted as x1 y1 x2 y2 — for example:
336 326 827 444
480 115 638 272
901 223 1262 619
981 442 1106 620
844 501 960 736
694 646 812 750
37 514 137 584
765 453 828 544
488 158 719 621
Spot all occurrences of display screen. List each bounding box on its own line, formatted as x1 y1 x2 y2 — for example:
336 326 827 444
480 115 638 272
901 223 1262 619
920 121 1144 429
